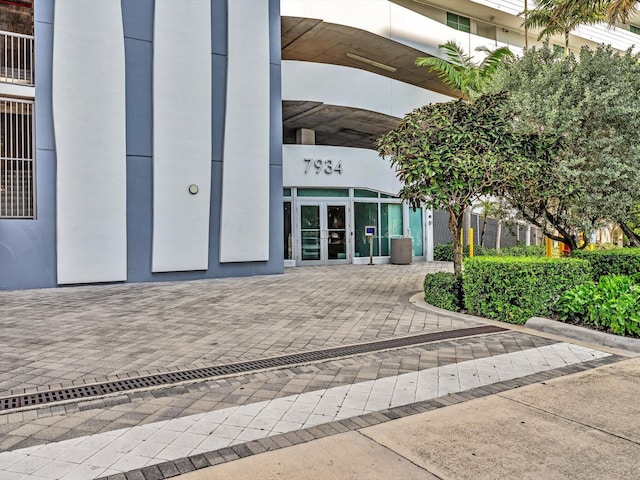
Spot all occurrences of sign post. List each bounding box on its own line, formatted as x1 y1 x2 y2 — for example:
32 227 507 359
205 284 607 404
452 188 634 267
365 226 376 265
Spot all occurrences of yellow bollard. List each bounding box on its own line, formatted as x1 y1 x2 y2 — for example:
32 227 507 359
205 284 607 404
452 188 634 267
469 227 474 258
545 237 552 257
589 243 594 251
460 230 464 249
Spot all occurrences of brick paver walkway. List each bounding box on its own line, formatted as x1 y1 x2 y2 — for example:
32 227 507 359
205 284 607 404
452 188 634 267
0 263 626 480
0 263 462 394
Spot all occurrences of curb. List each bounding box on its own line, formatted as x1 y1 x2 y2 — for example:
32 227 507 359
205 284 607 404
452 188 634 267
409 293 639 356
525 317 640 354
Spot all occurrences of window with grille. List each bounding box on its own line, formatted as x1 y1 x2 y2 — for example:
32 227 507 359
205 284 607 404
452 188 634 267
631 25 640 35
1 98 35 219
446 12 471 33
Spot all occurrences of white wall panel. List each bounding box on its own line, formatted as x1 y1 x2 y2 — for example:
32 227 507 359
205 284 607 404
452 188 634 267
220 0 271 263
153 0 212 272
283 145 402 196
282 61 451 117
53 0 127 284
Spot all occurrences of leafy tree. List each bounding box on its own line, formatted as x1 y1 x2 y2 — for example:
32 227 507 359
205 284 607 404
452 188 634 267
521 0 606 54
415 41 513 99
376 94 558 274
491 44 640 250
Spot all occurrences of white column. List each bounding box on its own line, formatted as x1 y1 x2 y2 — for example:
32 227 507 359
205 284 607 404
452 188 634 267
53 0 127 284
152 0 212 272
219 0 271 263
426 208 434 261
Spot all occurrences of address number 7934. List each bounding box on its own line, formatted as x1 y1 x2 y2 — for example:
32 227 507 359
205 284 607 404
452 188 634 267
304 158 343 175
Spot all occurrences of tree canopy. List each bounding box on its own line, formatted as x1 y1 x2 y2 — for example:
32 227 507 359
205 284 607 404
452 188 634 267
376 93 560 273
491 44 640 248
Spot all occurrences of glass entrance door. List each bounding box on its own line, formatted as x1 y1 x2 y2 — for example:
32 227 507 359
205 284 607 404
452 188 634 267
298 202 349 265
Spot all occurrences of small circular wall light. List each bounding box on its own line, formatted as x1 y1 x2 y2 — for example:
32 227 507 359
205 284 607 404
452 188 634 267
188 184 199 195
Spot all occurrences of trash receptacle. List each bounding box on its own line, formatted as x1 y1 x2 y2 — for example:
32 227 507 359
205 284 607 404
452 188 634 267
390 237 412 264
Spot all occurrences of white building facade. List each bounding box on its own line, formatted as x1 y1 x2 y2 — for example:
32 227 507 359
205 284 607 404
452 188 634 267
0 0 638 289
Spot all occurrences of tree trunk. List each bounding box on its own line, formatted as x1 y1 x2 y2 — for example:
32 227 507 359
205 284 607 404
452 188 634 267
524 0 529 51
620 221 640 247
480 214 487 247
448 209 465 276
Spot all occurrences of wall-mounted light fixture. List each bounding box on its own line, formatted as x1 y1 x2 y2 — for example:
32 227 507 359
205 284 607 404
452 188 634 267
345 52 397 72
188 184 199 195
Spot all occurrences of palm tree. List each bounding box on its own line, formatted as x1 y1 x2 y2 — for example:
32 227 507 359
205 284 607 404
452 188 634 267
521 0 607 55
415 41 513 100
605 0 638 24
552 0 637 26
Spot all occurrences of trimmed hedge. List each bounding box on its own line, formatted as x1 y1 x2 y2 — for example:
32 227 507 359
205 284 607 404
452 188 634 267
423 272 462 312
571 248 640 280
463 257 592 324
434 243 544 262
476 245 545 257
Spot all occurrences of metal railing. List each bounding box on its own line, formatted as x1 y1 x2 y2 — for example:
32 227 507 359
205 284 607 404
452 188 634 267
1 98 35 219
0 30 34 86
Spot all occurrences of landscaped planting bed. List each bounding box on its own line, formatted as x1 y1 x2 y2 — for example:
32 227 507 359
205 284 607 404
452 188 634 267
555 274 640 337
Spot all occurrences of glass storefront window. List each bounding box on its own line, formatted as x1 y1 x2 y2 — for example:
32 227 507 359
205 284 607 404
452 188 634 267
300 205 321 261
409 208 423 256
284 202 292 260
380 204 403 256
297 188 348 197
327 205 347 260
283 188 292 197
354 189 378 198
354 202 378 257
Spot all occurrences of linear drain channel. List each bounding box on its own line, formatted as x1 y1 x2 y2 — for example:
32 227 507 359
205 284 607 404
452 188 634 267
0 325 504 412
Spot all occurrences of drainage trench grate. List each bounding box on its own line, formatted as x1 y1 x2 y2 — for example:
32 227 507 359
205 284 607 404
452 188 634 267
0 325 504 412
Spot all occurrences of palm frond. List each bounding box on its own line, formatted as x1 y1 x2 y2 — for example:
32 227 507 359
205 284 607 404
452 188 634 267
438 41 472 68
477 46 514 72
415 56 466 92
607 0 638 24
523 9 566 40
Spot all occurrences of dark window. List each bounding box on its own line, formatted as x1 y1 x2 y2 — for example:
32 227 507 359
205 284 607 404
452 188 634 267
447 12 471 33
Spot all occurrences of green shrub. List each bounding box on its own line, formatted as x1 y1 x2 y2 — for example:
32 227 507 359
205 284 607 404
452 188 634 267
423 272 462 311
476 244 545 257
571 248 640 280
434 243 544 261
555 275 640 337
463 257 591 324
433 244 470 262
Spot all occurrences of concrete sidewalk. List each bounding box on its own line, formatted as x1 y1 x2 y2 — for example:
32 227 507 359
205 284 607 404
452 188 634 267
177 357 640 480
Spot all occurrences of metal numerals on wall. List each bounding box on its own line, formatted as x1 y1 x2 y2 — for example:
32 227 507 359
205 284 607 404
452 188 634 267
303 158 343 175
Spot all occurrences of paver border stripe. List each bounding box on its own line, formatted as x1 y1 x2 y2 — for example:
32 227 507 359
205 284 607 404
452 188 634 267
95 355 623 480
